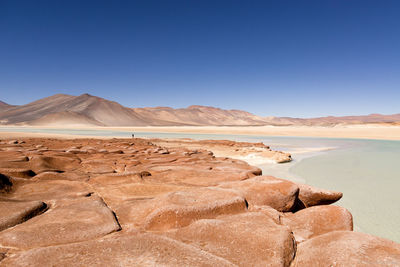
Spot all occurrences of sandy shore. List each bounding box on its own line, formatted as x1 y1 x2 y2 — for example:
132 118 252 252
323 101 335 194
1 124 400 140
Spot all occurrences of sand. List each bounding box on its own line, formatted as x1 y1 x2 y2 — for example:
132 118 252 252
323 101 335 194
1 124 400 140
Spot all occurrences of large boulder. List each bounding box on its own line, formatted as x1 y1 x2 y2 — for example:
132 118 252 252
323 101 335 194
168 212 296 266
114 187 247 231
143 187 247 231
218 176 299 211
1 232 235 267
0 196 120 249
297 183 342 208
281 205 353 242
292 231 400 266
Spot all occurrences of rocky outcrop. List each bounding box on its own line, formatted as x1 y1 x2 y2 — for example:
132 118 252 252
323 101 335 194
0 137 398 266
218 176 299 211
142 188 247 231
167 212 296 266
292 231 400 266
0 196 120 249
1 232 235 267
29 154 81 174
5 180 92 201
0 200 47 231
150 138 292 164
281 205 353 242
297 182 343 208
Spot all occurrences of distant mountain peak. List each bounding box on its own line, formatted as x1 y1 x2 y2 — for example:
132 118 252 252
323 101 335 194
79 93 94 97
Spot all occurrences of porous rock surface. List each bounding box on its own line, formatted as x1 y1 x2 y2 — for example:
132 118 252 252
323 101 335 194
0 137 399 266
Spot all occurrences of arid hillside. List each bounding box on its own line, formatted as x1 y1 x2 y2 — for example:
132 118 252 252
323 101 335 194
1 94 399 126
0 94 267 126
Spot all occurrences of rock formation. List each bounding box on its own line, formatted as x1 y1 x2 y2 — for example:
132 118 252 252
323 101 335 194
0 137 399 266
150 138 292 163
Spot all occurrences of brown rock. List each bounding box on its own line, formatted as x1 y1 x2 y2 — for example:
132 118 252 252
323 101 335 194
88 172 143 185
151 138 291 164
6 180 91 201
218 175 299 211
81 159 115 174
31 171 89 182
0 200 47 231
281 205 353 242
1 232 235 267
249 205 282 224
0 168 35 179
168 212 296 266
0 196 120 249
113 187 246 231
0 151 27 167
297 183 343 208
292 231 400 266
29 155 81 174
143 187 247 231
4 156 29 162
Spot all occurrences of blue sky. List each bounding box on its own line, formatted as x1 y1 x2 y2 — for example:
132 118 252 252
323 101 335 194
1 0 399 118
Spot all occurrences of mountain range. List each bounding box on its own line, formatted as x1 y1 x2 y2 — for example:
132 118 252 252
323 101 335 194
0 93 399 126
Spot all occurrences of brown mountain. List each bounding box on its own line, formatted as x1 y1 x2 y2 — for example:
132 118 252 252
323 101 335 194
0 101 13 112
132 105 267 126
0 93 399 126
0 94 267 126
263 114 400 126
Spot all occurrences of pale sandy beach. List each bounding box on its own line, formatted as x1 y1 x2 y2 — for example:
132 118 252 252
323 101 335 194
1 124 400 140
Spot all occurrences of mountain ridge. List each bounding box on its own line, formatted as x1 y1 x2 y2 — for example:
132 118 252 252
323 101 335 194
0 94 267 126
0 100 14 112
0 93 399 126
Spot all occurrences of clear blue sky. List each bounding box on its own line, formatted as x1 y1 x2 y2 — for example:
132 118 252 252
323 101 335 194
1 0 399 117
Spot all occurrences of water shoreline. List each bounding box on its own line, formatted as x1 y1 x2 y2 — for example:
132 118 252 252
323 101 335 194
1 124 400 141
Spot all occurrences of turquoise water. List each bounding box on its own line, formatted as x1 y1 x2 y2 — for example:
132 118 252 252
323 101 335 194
290 139 400 243
1 127 399 242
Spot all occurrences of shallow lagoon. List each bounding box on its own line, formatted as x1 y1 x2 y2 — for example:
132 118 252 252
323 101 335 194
1 127 399 242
